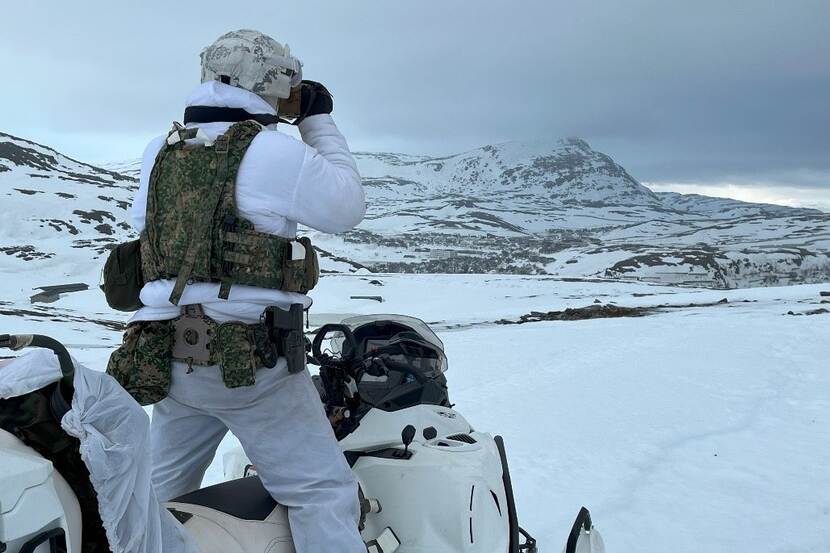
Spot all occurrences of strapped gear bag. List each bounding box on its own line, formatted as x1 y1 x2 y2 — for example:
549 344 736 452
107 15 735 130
100 238 145 312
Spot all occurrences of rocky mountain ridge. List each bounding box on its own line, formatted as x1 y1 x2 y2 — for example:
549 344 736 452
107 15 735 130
1 131 828 289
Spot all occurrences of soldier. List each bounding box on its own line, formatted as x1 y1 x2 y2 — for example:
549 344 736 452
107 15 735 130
112 29 367 553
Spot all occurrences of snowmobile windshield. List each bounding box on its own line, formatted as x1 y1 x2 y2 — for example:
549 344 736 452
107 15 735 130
336 315 448 376
340 314 444 351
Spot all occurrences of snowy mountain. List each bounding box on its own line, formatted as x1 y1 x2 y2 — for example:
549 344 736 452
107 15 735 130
1 131 829 289
0 132 137 287
99 159 141 179
317 138 830 288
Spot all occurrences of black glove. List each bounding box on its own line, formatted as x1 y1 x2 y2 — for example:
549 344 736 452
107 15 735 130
294 80 333 124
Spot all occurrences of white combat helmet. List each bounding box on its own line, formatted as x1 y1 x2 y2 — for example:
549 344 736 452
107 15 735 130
200 29 303 109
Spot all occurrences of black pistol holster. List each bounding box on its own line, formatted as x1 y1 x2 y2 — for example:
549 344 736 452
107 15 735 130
264 304 307 374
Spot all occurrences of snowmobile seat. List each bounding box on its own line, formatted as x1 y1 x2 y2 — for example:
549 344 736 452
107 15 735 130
169 476 277 521
165 477 295 553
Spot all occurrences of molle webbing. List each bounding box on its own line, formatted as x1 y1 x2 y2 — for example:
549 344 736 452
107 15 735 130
169 132 230 304
140 120 319 305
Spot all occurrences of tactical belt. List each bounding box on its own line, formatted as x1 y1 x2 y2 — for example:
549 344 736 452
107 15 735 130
172 305 275 370
171 304 307 384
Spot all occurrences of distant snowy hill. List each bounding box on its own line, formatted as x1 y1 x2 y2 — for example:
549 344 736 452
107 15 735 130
2 131 829 289
0 132 136 286
99 159 141 179
323 138 830 287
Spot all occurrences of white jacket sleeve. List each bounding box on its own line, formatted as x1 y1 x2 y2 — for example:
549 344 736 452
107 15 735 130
129 135 166 233
290 114 366 233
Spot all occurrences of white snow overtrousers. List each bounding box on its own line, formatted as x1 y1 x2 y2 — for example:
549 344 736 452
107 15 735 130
150 360 366 553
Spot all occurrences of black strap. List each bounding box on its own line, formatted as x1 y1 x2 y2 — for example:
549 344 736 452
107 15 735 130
184 106 282 127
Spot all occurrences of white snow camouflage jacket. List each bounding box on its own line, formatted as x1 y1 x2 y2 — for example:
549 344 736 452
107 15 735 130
129 81 366 324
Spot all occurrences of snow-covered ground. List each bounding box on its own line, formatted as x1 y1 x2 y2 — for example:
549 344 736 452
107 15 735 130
1 274 828 552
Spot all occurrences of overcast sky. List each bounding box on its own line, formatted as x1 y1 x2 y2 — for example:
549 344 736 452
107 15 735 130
2 1 828 207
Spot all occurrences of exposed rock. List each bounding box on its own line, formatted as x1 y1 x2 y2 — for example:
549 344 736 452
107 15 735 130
95 223 115 235
0 304 124 331
497 304 655 324
42 219 81 235
0 245 55 261
30 283 89 303
498 298 730 324
350 295 384 303
73 209 115 224
787 308 829 316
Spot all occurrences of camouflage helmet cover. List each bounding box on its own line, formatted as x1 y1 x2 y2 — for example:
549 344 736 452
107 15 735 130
200 29 303 109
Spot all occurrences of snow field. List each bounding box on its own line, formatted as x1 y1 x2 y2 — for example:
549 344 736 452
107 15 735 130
1 274 828 552
442 307 829 552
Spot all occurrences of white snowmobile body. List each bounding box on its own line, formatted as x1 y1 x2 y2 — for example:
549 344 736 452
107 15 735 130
0 329 604 553
0 429 82 553
223 404 511 553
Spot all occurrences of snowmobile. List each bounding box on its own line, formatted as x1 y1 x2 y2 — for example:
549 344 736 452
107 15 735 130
0 317 604 553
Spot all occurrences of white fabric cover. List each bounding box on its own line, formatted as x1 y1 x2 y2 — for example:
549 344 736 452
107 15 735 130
0 348 62 398
0 351 199 553
128 81 366 325
200 30 302 107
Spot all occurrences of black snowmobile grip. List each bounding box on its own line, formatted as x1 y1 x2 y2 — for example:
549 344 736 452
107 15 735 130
495 435 538 553
565 507 594 553
312 324 360 368
0 334 75 419
495 435 521 553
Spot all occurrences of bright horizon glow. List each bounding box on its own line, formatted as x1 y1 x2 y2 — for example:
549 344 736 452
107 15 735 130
646 182 830 213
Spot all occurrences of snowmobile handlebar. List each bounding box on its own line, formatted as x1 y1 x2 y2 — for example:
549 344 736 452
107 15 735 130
310 325 432 386
311 324 360 369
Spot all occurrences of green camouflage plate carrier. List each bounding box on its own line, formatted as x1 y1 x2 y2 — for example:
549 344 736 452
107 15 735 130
140 120 319 305
108 120 320 400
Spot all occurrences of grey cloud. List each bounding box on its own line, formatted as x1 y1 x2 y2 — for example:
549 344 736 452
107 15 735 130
0 0 827 190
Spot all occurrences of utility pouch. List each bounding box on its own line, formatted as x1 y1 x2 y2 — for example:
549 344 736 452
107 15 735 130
100 239 145 311
252 324 279 369
282 237 320 294
106 320 173 405
214 322 258 388
265 303 307 374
